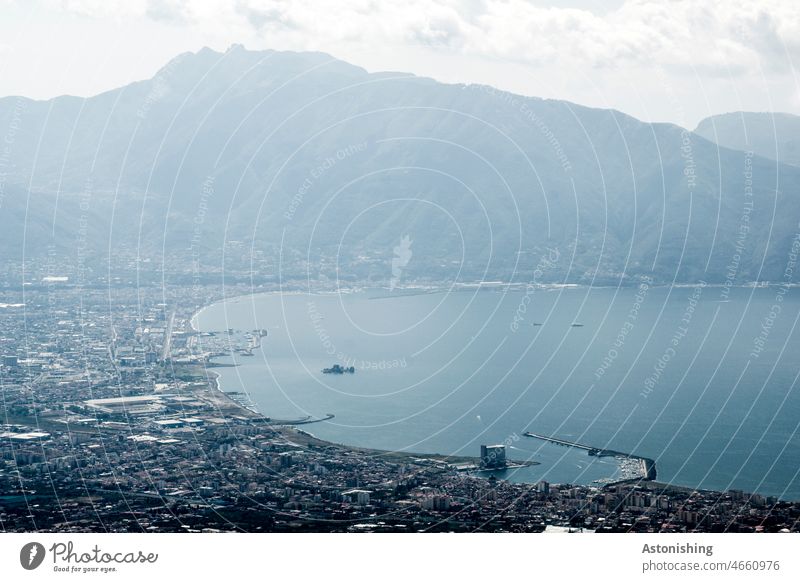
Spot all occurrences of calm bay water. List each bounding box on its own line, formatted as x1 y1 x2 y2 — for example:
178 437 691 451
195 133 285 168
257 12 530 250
194 285 800 499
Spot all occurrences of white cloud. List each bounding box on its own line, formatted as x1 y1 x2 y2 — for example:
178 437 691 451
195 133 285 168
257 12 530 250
50 0 800 74
19 0 797 125
84 0 794 72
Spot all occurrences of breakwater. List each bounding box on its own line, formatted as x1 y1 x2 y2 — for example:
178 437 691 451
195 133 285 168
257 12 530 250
523 432 657 481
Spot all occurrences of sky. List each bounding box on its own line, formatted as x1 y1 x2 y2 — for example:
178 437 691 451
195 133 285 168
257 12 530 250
0 0 798 128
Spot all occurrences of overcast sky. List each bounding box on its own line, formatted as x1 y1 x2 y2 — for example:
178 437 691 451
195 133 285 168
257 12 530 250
1 0 798 128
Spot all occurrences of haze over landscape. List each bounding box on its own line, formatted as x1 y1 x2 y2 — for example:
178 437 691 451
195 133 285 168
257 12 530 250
3 1 800 542
1 45 799 286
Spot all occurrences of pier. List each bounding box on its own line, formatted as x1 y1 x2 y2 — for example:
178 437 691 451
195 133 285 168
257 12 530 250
269 413 335 426
523 432 656 481
524 432 595 451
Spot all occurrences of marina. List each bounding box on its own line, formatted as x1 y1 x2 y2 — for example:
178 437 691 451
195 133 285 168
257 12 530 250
523 432 657 482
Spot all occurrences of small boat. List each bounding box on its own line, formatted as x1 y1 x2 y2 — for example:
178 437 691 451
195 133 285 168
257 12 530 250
571 322 584 327
322 364 355 374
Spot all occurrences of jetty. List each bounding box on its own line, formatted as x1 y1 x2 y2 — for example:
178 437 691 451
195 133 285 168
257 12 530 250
523 432 656 481
269 413 335 425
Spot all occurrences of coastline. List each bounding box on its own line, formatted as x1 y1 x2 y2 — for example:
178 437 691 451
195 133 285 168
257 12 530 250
186 286 797 499
189 281 799 335
188 302 491 468
191 363 505 469
187 303 536 471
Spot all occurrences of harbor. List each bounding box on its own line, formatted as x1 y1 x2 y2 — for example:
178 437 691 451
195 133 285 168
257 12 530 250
523 432 657 482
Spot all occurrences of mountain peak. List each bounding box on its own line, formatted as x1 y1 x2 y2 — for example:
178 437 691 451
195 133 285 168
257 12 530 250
3 49 799 286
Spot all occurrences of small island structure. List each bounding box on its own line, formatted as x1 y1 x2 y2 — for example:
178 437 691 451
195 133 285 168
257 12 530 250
322 364 356 374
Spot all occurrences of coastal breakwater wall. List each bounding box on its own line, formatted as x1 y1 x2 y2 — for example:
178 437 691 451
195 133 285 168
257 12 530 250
523 432 657 481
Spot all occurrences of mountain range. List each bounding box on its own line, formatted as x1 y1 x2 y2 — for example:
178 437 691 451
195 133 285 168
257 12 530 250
695 112 800 168
1 45 799 285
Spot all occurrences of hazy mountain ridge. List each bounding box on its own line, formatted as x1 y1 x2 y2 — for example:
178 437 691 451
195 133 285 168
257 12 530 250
695 111 800 168
1 46 799 285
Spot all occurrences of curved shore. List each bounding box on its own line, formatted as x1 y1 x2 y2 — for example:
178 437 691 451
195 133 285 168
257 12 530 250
185 285 799 499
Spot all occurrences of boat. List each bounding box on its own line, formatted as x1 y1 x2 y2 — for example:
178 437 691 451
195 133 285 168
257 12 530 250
322 364 355 374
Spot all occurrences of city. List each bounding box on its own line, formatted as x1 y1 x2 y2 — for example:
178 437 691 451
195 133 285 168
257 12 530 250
2 1 800 579
2 274 798 533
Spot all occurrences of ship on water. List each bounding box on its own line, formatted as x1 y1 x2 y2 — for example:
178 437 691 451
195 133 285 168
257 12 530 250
322 364 356 374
